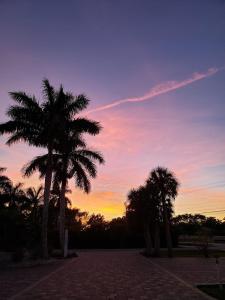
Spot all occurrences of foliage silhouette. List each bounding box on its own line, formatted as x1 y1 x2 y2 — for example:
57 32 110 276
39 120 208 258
147 167 179 257
23 133 104 254
126 167 179 257
0 169 224 255
0 80 102 257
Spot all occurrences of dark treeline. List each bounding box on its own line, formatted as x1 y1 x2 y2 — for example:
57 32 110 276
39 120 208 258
173 214 225 236
0 170 142 254
0 167 224 258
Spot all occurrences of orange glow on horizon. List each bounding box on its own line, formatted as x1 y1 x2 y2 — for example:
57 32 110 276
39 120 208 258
1 99 225 221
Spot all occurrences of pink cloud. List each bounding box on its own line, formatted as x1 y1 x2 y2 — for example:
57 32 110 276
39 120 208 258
1 68 224 220
87 67 223 114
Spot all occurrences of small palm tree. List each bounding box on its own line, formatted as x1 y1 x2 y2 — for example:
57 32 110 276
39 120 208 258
0 80 101 258
26 186 43 206
26 186 43 219
148 167 179 257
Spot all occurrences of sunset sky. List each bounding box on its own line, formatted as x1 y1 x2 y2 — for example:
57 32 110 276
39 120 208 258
0 0 225 220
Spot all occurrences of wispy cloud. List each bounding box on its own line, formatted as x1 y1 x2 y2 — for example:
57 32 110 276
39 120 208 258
87 67 223 114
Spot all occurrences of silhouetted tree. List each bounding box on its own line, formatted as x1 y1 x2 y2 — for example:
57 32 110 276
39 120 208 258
87 214 106 230
53 133 104 254
145 182 162 256
173 214 223 237
126 167 179 257
23 137 104 255
148 167 179 257
0 79 102 257
0 170 224 254
127 186 154 256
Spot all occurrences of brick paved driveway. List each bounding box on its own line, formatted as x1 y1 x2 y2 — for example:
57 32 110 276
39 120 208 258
155 256 225 285
0 260 64 300
2 250 212 300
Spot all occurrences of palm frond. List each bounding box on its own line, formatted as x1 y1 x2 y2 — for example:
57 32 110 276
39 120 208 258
0 175 10 183
26 185 43 201
6 130 40 146
72 156 97 178
22 154 49 178
42 79 55 104
64 94 89 116
54 85 64 109
0 120 24 135
69 118 102 135
71 161 91 193
36 185 44 196
9 92 39 108
75 149 104 164
7 105 43 122
14 182 24 191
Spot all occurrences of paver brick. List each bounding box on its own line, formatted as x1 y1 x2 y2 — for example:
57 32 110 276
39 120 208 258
1 251 215 299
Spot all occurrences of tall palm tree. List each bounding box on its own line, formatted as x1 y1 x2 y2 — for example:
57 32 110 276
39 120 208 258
23 134 104 255
57 148 104 255
0 79 101 258
148 167 179 257
145 181 161 257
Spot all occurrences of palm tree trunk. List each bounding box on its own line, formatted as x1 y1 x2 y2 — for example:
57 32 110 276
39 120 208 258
154 220 160 257
42 149 53 259
59 177 67 256
144 221 153 256
163 203 173 257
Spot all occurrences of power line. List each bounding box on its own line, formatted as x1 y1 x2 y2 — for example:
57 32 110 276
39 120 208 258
181 183 225 194
176 209 225 215
198 209 225 214
177 200 225 210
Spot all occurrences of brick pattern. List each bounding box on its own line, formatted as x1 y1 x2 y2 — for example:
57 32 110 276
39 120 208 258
155 257 225 285
4 251 209 300
0 261 63 300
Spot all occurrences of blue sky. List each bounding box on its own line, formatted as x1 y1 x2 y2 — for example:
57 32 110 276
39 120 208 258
0 0 225 219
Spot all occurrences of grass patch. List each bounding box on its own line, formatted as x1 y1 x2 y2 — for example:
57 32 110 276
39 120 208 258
142 249 225 258
171 249 225 258
197 284 225 300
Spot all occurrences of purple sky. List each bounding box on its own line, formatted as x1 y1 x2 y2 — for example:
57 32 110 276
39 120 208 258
0 0 225 219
